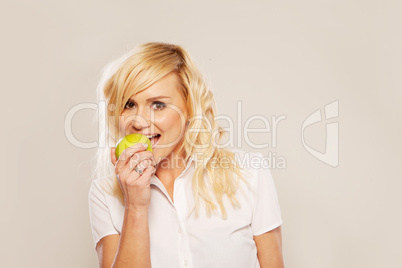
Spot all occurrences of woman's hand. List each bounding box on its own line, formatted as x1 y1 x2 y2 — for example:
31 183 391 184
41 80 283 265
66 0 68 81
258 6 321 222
111 143 157 211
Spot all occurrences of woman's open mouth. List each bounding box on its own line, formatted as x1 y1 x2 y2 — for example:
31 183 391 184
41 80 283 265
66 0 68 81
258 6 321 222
148 134 161 148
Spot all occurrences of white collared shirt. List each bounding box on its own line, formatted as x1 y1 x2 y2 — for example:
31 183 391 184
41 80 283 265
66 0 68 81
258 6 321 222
89 150 282 268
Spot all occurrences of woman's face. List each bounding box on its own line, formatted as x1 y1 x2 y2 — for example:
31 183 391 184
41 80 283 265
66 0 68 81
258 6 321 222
118 72 188 164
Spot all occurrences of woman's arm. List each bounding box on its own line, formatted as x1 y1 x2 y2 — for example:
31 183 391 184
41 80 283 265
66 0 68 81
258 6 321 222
95 235 119 267
93 145 156 268
254 226 284 268
95 208 151 268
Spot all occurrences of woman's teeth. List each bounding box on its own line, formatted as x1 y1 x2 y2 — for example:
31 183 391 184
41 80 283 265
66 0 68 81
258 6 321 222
146 134 159 139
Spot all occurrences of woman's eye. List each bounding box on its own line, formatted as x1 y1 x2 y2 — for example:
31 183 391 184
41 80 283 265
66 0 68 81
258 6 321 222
152 102 166 110
124 100 166 110
124 101 135 109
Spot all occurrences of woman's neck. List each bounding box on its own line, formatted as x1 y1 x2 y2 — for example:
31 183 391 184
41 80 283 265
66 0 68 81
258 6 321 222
155 152 188 184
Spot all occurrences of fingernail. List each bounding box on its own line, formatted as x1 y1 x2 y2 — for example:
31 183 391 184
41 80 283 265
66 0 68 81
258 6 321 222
143 143 148 148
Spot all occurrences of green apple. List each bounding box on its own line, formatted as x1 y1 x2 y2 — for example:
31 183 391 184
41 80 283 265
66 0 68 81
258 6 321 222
115 134 153 160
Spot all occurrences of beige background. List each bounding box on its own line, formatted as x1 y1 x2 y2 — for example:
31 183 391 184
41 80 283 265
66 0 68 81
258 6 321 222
1 0 401 267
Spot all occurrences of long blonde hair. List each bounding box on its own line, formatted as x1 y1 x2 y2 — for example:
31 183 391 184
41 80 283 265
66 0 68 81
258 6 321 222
91 42 251 219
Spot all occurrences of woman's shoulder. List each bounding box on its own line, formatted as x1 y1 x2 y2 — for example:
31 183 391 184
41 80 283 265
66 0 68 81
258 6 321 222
222 148 269 189
88 178 121 208
89 177 113 196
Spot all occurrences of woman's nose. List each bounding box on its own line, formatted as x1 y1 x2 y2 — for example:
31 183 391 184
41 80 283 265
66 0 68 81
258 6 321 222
132 116 150 130
131 110 152 130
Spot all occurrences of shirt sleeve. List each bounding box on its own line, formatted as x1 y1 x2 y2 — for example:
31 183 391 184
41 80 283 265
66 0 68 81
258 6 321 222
250 153 283 236
88 180 119 248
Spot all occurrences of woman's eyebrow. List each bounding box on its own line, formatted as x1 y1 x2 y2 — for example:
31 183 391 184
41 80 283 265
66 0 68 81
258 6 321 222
129 96 171 102
146 96 170 101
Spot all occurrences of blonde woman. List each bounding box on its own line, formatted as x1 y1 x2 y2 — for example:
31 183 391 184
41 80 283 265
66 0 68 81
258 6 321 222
89 42 284 268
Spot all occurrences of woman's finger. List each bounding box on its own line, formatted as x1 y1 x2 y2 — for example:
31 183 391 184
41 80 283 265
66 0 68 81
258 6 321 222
111 147 117 166
115 143 149 172
128 154 155 171
119 143 149 162
135 164 156 180
132 158 153 172
129 151 157 167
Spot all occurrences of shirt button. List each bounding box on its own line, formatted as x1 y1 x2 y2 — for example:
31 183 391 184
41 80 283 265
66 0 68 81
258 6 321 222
183 259 188 266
